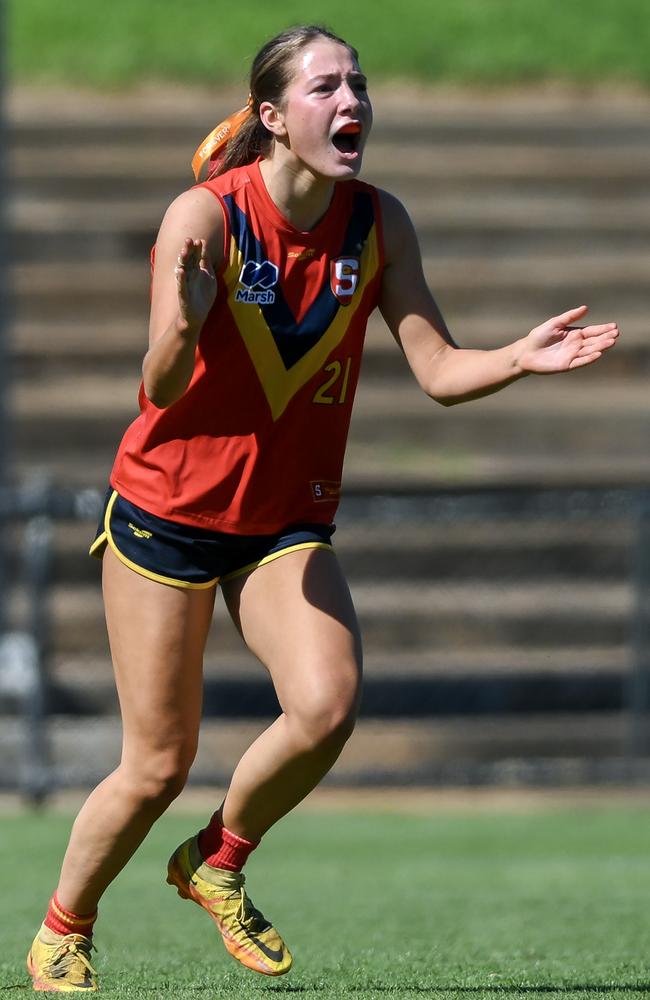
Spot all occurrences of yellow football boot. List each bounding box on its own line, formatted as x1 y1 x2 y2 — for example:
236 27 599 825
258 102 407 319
167 835 292 976
27 924 98 992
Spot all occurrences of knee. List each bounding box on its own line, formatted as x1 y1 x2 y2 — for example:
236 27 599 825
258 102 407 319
292 687 359 754
122 746 195 809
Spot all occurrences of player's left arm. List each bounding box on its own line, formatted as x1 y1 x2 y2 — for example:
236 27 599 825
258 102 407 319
377 190 620 406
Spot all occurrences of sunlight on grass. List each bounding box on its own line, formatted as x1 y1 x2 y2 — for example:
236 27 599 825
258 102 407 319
3 804 650 996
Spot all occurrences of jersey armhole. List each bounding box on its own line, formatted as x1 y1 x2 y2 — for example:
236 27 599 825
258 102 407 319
149 186 231 285
194 183 231 276
370 185 386 273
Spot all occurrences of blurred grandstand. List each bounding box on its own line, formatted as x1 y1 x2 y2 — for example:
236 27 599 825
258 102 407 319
2 83 650 800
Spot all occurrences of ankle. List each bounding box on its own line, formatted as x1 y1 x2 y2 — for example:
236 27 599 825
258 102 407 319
44 893 97 938
198 814 259 872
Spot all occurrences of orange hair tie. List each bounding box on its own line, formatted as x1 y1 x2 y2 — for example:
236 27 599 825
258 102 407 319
191 95 254 181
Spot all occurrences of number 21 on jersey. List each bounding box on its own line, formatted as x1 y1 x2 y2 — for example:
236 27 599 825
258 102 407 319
313 357 352 406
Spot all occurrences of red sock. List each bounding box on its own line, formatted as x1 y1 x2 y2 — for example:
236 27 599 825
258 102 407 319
198 812 259 872
44 893 97 938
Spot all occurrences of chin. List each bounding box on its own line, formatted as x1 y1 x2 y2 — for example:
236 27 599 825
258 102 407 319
324 156 364 181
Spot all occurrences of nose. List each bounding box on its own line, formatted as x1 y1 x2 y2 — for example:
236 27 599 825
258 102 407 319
338 81 361 114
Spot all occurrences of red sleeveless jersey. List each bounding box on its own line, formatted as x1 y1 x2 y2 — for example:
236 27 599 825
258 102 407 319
111 159 385 533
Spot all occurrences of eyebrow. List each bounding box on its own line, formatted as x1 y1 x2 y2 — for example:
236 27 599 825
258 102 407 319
309 71 368 85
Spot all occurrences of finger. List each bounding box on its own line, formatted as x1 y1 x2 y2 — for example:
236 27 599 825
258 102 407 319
177 238 201 268
198 238 215 276
553 304 589 326
575 336 618 356
577 323 619 338
568 352 602 369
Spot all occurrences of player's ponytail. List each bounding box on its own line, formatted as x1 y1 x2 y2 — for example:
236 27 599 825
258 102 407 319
191 24 358 180
191 97 261 181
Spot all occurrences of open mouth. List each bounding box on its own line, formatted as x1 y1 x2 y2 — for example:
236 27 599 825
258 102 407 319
331 122 362 156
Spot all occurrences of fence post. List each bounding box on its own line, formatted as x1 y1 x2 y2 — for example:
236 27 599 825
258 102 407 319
628 494 650 757
22 511 54 803
0 0 9 639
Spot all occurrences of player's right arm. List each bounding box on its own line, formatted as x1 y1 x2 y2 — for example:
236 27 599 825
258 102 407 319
142 187 225 408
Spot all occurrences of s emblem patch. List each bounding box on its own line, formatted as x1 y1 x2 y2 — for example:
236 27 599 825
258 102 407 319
330 257 360 304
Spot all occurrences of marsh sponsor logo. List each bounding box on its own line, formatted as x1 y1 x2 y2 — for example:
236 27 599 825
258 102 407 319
235 260 280 304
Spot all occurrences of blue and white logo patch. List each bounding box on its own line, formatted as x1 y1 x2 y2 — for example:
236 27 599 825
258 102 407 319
236 260 280 304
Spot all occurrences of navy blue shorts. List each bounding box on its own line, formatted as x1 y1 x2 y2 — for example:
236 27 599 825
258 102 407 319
90 489 335 589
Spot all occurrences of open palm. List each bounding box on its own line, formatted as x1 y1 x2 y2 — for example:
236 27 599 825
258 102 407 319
520 305 619 374
175 237 217 328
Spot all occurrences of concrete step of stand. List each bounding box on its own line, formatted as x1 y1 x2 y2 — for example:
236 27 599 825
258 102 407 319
48 643 630 687
10 373 650 460
11 314 649 386
17 187 650 229
0 712 633 789
13 516 630 586
12 254 645 328
5 578 633 656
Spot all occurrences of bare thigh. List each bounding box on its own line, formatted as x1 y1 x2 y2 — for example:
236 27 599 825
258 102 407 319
54 550 217 911
222 546 362 726
102 548 217 771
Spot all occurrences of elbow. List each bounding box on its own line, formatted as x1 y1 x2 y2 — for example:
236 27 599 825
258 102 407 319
142 357 183 409
426 390 458 407
423 383 464 408
142 378 183 409
419 345 464 406
144 387 174 409
141 378 176 411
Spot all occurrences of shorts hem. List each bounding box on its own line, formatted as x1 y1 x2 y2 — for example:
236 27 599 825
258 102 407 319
93 490 219 591
220 541 334 583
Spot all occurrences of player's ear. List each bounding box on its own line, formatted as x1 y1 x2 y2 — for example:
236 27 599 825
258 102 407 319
259 101 287 138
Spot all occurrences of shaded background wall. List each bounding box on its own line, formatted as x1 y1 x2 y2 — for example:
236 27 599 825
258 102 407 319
2 1 650 794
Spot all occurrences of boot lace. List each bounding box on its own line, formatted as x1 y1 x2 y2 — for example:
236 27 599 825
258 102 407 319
46 934 97 982
234 887 271 933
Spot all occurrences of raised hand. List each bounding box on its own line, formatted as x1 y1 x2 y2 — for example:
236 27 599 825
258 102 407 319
174 237 217 330
518 305 619 374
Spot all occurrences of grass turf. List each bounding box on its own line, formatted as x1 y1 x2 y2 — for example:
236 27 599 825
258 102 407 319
2 803 650 997
10 0 650 90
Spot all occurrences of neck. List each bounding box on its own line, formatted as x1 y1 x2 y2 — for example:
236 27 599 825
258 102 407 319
259 154 335 232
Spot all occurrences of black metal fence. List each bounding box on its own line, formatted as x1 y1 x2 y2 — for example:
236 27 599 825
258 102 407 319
2 480 650 802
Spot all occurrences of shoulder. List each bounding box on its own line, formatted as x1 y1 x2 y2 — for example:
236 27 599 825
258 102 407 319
374 189 419 264
376 188 412 229
340 181 405 242
156 185 227 264
160 186 225 232
148 186 227 275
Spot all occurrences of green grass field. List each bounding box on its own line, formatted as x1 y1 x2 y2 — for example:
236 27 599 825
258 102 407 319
3 802 650 997
10 0 650 89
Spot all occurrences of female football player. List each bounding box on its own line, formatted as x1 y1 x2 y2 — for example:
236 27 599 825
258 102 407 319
27 23 618 991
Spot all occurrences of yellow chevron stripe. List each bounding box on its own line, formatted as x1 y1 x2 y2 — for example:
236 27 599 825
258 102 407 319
226 225 380 421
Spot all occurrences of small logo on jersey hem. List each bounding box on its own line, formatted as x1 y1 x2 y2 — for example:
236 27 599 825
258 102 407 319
311 481 341 503
236 259 279 305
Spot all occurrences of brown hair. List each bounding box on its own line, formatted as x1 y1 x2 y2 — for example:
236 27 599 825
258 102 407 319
216 24 359 176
